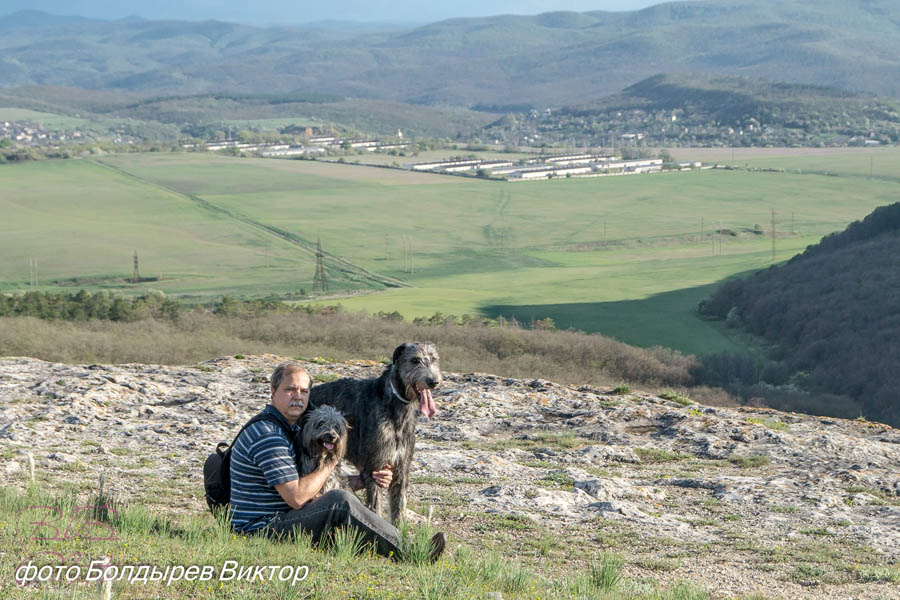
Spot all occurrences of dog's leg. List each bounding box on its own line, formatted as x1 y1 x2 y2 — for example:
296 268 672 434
388 463 408 524
364 478 384 519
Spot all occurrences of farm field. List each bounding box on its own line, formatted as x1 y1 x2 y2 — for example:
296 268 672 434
668 146 900 179
3 148 900 356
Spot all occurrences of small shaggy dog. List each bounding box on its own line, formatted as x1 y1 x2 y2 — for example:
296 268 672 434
298 404 349 497
310 342 441 523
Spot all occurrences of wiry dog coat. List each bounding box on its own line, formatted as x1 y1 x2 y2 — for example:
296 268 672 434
309 342 441 523
298 404 349 497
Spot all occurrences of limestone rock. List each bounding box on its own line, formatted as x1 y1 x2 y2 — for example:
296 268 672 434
1 354 898 599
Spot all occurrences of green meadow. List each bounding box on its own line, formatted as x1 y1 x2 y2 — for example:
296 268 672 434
3 149 899 356
668 146 900 179
0 108 92 129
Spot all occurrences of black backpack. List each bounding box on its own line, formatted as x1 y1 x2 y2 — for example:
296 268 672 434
203 412 302 514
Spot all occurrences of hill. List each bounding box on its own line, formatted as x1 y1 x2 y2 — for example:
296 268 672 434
0 86 495 140
482 73 900 147
699 202 900 427
1 1 900 106
1 354 898 598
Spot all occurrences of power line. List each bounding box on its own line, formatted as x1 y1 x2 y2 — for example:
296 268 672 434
131 250 140 283
312 238 328 292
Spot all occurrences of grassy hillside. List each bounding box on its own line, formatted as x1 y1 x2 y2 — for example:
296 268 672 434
0 87 495 140
4 150 900 357
700 202 900 426
1 1 899 106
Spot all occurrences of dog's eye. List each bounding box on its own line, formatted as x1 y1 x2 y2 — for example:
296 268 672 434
411 358 422 365
316 420 324 428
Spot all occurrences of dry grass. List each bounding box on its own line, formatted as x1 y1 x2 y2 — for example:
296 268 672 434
0 311 698 388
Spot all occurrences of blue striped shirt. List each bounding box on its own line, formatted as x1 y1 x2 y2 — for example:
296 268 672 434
229 405 300 533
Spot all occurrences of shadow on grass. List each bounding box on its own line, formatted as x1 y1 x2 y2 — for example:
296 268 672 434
481 281 752 356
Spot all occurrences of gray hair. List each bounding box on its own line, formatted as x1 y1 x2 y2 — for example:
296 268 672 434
270 361 308 391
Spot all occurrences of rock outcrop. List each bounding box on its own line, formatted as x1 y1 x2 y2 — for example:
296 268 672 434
1 355 897 598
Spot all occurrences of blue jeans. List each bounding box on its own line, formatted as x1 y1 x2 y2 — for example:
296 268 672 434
261 489 402 558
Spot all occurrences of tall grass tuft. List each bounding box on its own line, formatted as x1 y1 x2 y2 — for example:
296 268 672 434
398 520 438 565
326 526 370 561
590 552 625 591
666 581 711 600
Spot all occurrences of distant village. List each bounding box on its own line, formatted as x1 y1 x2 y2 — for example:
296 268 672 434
181 129 411 157
2 119 709 179
1 120 86 146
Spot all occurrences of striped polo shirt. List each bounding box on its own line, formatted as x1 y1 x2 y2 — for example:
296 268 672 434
229 405 300 533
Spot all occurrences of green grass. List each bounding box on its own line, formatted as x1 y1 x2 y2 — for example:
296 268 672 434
535 471 575 489
659 390 694 406
671 147 900 181
728 455 771 469
745 417 789 432
3 150 900 356
312 372 340 383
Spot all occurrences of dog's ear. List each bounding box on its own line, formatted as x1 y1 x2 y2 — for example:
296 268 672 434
392 343 408 364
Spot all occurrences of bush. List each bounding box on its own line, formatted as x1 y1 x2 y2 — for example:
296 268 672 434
0 296 699 389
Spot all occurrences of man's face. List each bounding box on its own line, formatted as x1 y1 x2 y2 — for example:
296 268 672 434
270 369 311 426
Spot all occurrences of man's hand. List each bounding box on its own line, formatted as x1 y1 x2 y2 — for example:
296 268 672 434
347 464 393 491
372 464 393 489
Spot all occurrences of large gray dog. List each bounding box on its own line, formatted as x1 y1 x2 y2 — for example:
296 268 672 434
310 342 441 523
298 404 349 497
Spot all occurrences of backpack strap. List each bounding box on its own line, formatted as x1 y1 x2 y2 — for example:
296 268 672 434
229 412 302 461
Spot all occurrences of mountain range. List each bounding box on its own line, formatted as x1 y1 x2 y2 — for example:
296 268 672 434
1 0 899 107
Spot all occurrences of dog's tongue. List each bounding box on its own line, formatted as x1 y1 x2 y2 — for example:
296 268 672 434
323 442 334 451
418 388 436 418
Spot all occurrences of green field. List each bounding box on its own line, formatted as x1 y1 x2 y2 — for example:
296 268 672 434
3 149 899 356
0 108 91 129
668 146 900 178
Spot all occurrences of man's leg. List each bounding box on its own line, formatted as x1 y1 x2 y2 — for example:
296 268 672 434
262 489 402 558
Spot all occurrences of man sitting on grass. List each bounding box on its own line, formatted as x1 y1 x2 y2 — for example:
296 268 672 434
229 361 445 561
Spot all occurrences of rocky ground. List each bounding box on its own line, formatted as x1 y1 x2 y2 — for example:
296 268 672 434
1 355 898 599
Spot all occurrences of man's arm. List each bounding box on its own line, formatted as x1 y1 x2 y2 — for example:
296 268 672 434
274 464 334 509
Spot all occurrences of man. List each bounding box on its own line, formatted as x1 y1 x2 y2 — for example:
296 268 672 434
229 361 444 561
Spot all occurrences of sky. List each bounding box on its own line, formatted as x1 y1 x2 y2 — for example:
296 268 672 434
0 1 664 25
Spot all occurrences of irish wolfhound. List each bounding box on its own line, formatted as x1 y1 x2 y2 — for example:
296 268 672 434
299 404 349 497
310 342 441 523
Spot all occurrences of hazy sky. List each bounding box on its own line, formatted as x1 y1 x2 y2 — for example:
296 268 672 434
0 1 664 24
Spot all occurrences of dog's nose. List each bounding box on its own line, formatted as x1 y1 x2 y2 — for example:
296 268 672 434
426 377 438 388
